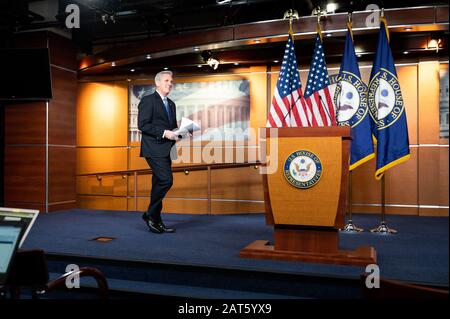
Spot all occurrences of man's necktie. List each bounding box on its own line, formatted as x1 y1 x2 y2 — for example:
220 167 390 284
163 97 172 121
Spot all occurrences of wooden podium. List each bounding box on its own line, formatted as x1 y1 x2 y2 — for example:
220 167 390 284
240 127 376 266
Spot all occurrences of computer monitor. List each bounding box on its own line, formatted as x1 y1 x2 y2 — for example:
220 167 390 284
0 208 39 287
0 207 39 248
0 224 22 286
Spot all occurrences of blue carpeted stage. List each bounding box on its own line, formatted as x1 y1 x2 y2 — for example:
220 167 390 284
22 209 449 298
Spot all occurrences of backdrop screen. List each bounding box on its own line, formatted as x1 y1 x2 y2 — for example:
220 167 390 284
129 80 250 141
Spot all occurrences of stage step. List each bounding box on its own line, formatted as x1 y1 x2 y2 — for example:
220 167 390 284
49 274 303 299
44 253 363 299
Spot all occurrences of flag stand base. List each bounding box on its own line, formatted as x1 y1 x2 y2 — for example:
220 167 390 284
370 221 397 234
340 220 364 232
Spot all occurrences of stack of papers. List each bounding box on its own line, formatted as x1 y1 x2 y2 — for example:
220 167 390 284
173 117 200 138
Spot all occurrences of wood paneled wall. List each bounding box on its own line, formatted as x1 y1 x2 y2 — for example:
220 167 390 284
77 67 267 214
4 32 77 212
77 62 448 216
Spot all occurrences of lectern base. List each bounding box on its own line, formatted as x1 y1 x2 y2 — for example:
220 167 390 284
240 240 377 266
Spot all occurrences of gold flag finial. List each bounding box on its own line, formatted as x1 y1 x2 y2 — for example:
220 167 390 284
283 9 299 35
316 7 323 40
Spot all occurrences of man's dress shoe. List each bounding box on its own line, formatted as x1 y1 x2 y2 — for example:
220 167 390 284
142 214 163 234
159 222 175 233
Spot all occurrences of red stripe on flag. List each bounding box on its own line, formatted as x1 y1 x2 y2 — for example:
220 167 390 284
290 95 301 126
299 96 311 126
281 95 293 118
294 88 310 127
314 92 329 125
268 112 277 127
305 97 319 127
271 95 288 127
323 86 337 125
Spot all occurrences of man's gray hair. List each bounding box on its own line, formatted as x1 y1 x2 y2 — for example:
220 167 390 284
155 70 173 84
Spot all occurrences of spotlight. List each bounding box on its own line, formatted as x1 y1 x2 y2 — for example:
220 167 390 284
427 37 442 52
101 13 116 24
326 3 338 13
201 50 220 70
207 58 219 70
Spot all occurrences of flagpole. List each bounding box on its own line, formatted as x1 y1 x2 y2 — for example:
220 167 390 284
282 9 299 127
370 174 397 234
370 8 397 234
341 171 364 232
340 11 364 233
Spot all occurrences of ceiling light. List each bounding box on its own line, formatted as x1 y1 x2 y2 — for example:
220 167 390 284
111 62 116 67
403 51 409 55
201 50 220 70
326 3 338 13
146 54 151 59
197 65 202 68
234 62 239 66
325 33 332 37
164 67 168 70
427 38 442 52
404 27 412 31
130 68 135 72
217 0 231 4
193 47 200 52
207 58 219 70
254 39 261 43
101 13 116 24
273 60 279 63
101 14 108 24
357 54 362 58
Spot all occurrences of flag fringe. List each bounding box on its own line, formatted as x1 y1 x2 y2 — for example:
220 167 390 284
375 153 410 180
350 153 375 171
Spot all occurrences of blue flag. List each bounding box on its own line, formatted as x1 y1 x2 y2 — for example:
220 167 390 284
335 23 375 170
368 18 410 180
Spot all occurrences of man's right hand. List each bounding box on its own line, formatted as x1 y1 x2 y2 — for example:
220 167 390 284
163 130 178 140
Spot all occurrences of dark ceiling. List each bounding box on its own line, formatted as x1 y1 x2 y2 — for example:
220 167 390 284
1 0 448 53
0 0 448 77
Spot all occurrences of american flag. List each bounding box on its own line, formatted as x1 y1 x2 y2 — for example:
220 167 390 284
304 35 337 126
267 34 311 127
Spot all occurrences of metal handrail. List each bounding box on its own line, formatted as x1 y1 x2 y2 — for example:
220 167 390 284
77 162 261 177
44 267 109 299
76 162 262 213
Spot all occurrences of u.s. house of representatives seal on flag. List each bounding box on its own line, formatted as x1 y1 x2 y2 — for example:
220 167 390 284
335 72 368 126
284 150 323 189
368 69 405 129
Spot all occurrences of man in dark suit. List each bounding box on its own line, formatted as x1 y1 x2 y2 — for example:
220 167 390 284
138 70 179 234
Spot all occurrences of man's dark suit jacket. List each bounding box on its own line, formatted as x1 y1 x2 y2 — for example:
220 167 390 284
138 92 178 158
